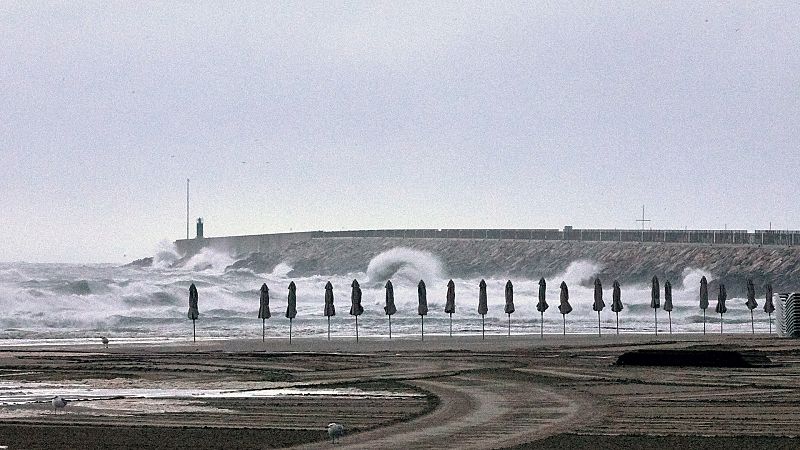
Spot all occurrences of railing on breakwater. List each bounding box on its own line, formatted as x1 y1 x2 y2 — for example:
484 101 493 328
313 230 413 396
321 228 799 246
175 227 800 257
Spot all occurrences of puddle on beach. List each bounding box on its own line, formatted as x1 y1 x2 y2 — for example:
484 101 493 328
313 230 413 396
0 380 424 407
0 398 233 418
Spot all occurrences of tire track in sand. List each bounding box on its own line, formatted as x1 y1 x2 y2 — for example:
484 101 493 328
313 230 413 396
298 369 585 450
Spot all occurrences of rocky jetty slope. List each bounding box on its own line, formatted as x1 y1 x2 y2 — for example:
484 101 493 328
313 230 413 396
226 238 800 296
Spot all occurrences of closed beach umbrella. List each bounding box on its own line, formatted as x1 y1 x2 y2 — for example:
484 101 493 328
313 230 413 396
478 279 488 339
418 280 428 341
558 281 572 335
504 280 515 336
593 278 604 336
651 276 660 336
445 280 456 336
611 280 623 334
188 283 199 342
324 281 335 340
350 279 364 342
258 283 271 342
286 281 297 343
663 281 673 335
764 283 774 334
715 283 727 334
536 278 548 338
745 279 757 334
700 276 709 334
384 280 397 339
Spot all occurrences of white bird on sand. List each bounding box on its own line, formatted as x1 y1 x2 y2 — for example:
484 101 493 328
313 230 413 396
327 423 345 443
52 396 69 413
101 336 109 348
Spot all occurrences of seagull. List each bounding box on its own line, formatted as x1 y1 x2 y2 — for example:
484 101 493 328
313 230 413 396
52 396 69 413
101 336 109 348
327 422 345 443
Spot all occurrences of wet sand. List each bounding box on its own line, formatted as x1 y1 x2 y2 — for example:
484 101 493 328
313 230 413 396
0 334 799 449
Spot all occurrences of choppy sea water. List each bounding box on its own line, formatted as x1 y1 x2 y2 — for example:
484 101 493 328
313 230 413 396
0 245 775 344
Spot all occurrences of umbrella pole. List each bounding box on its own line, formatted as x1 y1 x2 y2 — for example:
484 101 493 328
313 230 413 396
262 319 265 343
654 309 658 336
327 316 331 341
449 313 452 337
703 310 706 335
421 315 424 341
562 314 566 336
508 314 511 337
668 311 672 335
597 311 601 337
389 315 392 339
751 310 754 334
192 319 196 343
289 318 292 344
769 312 772 334
482 315 485 340
720 313 723 334
616 312 619 335
355 316 359 342
540 312 544 339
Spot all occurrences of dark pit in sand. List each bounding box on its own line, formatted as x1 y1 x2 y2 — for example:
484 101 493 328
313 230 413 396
616 349 772 367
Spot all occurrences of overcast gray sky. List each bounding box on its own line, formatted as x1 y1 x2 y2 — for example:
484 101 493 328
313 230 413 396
2 1 799 263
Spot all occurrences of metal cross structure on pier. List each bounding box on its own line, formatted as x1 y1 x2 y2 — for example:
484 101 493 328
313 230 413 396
636 205 651 242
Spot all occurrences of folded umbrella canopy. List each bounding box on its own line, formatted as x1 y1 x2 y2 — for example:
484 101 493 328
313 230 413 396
558 281 572 336
700 276 709 334
715 283 727 334
764 283 775 334
663 281 673 335
258 283 271 342
504 280 515 336
188 283 199 342
324 281 335 340
745 279 758 334
418 280 428 341
651 276 660 336
286 281 297 343
593 278 605 336
350 279 364 342
478 279 488 339
536 278 548 338
384 280 397 339
445 280 456 336
611 280 623 334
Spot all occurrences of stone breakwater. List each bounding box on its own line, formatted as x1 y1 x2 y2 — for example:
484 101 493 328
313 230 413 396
175 235 800 297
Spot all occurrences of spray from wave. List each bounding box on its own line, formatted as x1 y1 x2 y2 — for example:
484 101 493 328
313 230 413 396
152 241 181 269
365 248 444 284
550 260 603 286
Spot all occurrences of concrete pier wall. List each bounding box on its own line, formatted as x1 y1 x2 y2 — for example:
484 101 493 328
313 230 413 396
175 227 800 257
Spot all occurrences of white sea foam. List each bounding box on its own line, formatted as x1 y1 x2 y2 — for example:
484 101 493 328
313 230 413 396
365 247 443 284
0 249 769 342
152 240 181 269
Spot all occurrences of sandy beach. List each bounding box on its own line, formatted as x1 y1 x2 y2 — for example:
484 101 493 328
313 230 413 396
0 334 798 449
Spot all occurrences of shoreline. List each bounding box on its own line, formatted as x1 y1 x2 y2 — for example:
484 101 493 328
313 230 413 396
0 331 782 350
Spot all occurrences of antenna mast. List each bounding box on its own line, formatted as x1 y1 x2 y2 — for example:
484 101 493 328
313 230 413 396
186 178 190 239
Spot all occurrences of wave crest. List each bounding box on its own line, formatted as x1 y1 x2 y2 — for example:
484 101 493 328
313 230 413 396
365 248 444 284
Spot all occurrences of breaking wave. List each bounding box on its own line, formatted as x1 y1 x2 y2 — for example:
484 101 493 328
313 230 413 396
0 250 771 342
365 248 444 284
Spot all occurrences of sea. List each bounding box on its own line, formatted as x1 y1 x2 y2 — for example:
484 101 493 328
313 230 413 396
0 244 773 345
